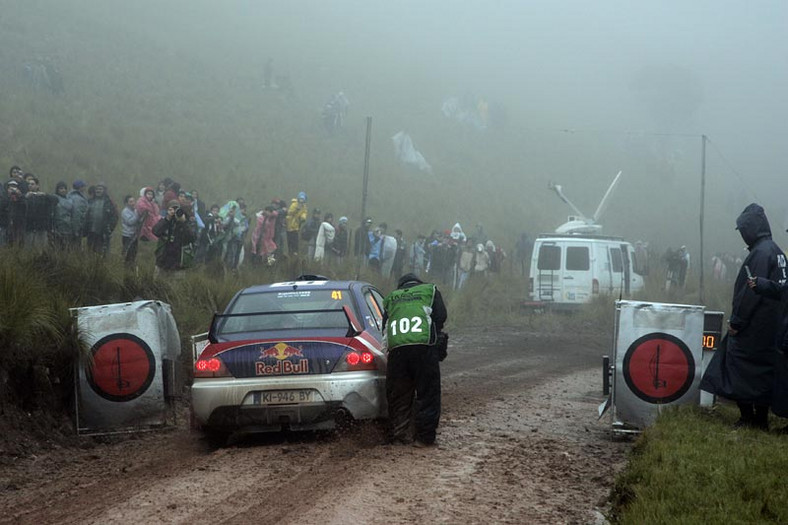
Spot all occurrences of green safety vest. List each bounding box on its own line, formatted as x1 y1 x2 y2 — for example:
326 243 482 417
384 283 435 348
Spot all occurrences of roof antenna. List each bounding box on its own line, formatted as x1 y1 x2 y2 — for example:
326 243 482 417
549 170 623 234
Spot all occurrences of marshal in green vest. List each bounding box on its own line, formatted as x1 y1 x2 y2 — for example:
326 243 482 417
384 283 436 348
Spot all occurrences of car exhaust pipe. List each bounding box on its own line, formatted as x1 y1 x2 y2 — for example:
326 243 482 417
334 408 354 431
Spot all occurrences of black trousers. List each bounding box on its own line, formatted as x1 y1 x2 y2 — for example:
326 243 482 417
737 402 769 427
386 345 441 444
122 235 138 264
287 231 299 255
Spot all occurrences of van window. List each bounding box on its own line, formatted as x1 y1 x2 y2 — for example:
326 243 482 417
610 247 623 273
537 245 560 270
566 246 590 271
631 247 648 276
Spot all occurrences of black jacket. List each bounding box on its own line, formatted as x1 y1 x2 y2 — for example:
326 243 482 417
85 196 118 236
752 277 788 352
752 272 788 417
25 192 58 232
701 204 787 404
353 226 371 256
331 226 349 257
153 216 195 270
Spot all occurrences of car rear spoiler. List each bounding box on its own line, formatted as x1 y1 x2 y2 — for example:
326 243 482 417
207 307 364 343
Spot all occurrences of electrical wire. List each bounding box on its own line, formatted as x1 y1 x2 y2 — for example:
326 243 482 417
520 126 760 203
522 127 702 139
706 138 760 202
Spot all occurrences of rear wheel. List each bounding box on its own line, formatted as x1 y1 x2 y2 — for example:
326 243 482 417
202 428 231 448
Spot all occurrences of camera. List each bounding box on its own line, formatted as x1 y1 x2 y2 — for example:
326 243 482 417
175 208 185 218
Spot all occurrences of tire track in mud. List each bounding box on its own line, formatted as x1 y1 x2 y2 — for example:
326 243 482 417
1 431 206 525
219 434 382 525
1 327 624 525
266 368 626 525
80 432 381 525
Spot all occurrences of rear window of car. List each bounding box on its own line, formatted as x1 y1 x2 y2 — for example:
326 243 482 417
537 245 561 270
231 289 354 314
218 288 356 334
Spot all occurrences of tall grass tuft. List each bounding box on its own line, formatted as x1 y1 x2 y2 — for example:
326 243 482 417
121 265 173 303
0 252 68 408
26 249 126 305
0 258 64 351
636 257 732 317
168 271 244 337
444 270 528 328
610 404 788 524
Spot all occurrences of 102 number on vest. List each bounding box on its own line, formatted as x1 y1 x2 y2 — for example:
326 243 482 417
384 283 435 348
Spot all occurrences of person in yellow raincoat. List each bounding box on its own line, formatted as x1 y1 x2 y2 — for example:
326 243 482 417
285 191 308 255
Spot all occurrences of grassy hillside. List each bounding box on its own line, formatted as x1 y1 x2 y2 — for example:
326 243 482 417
0 0 753 258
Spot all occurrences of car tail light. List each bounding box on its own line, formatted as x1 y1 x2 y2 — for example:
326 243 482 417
592 279 599 294
194 357 232 378
334 350 378 372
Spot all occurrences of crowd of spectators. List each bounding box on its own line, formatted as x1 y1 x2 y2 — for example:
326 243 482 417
1 166 509 285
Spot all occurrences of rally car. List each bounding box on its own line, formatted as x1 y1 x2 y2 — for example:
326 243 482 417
190 275 387 441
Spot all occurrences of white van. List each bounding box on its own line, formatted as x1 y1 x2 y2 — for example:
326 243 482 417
528 233 645 307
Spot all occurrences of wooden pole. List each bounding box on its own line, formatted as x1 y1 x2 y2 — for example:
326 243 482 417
356 117 372 279
699 134 707 304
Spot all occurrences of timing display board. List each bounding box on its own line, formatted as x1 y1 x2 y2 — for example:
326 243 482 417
699 311 725 407
702 311 724 351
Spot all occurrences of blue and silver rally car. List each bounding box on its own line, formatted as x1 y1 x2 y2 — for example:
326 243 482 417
191 275 387 440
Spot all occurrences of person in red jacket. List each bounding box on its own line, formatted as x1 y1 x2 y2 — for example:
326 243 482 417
135 187 161 241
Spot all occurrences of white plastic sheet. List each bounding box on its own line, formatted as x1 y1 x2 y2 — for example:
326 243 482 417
391 131 433 174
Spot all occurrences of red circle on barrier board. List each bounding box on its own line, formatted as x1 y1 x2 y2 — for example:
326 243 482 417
87 333 155 402
622 332 695 404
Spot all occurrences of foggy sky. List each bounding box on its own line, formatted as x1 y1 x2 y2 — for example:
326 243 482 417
269 0 788 250
4 0 787 254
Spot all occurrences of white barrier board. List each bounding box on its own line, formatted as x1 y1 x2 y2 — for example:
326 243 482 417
71 300 180 433
612 300 704 430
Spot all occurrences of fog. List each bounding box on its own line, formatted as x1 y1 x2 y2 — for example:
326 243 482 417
2 0 787 260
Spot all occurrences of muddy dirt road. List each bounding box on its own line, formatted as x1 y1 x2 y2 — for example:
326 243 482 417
0 327 630 524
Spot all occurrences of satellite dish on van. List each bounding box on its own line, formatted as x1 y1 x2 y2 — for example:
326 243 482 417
548 170 623 234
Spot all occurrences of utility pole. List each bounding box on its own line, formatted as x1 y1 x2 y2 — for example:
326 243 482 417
699 134 707 304
356 116 372 279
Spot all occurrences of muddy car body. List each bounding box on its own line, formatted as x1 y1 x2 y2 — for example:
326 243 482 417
191 276 387 438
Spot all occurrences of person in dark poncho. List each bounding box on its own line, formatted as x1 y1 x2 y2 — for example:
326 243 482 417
747 224 788 420
701 203 787 430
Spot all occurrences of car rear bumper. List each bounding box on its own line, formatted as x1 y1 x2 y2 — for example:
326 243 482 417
191 372 385 432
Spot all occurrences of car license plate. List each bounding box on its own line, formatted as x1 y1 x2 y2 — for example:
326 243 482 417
255 390 314 405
